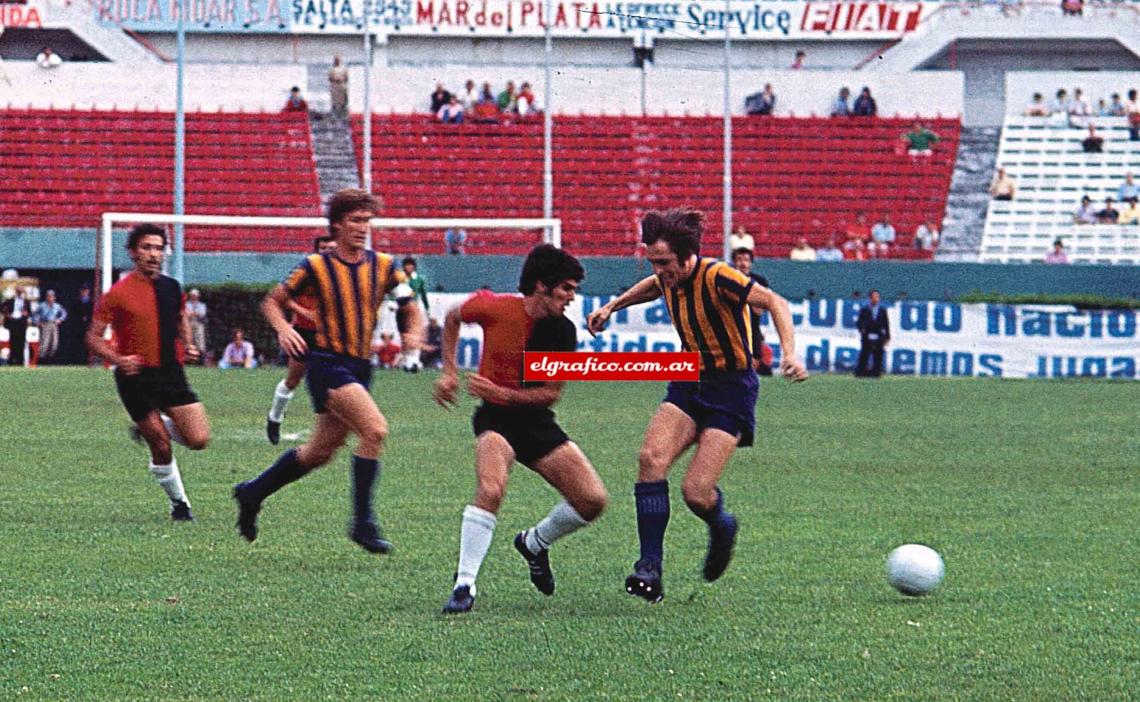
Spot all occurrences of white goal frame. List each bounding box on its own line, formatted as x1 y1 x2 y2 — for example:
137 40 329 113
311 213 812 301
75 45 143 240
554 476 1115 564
98 213 562 293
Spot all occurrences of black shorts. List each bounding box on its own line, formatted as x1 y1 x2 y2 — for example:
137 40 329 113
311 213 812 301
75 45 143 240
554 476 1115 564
114 365 200 422
472 403 570 467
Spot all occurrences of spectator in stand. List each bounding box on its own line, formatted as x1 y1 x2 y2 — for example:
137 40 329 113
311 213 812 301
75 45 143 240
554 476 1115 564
1082 124 1104 153
1050 89 1070 116
445 227 468 255
185 288 207 358
989 167 1017 201
1096 197 1119 223
459 79 478 111
33 289 67 363
1061 0 1082 16
516 82 538 117
790 50 806 70
789 237 816 261
374 332 400 368
843 237 868 261
1024 92 1049 116
283 87 308 113
901 121 940 158
746 84 777 116
1073 195 1097 224
869 215 896 258
845 212 871 246
1109 93 1126 116
1117 172 1140 201
437 95 465 124
728 226 755 254
430 83 453 113
831 87 851 117
1045 239 1070 264
35 46 62 69
472 83 500 123
497 81 518 113
914 221 940 252
1128 89 1140 141
219 328 257 369
1096 98 1112 118
70 282 94 364
816 236 844 262
852 87 877 117
1117 197 1140 225
1068 88 1092 127
328 55 348 118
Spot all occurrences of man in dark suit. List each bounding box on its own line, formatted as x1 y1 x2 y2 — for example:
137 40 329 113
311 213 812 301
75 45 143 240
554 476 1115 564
856 289 890 377
1 286 31 366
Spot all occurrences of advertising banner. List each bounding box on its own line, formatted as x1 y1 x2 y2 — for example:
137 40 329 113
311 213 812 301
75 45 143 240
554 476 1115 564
95 0 927 38
420 293 1139 379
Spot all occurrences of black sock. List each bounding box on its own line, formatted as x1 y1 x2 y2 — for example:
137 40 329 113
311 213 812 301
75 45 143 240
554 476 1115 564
244 448 307 502
634 480 670 565
351 455 380 525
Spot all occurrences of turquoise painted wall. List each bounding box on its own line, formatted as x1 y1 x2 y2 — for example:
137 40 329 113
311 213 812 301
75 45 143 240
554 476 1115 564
4 229 1139 300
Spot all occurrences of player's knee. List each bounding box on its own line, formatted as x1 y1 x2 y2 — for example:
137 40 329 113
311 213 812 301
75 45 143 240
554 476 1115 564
681 478 717 512
474 479 507 511
360 421 388 448
184 430 209 451
575 489 608 522
637 446 669 479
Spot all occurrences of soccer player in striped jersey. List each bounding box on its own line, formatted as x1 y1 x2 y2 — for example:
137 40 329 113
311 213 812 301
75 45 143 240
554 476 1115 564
234 189 424 553
265 235 337 445
433 245 608 614
85 224 210 522
587 208 808 603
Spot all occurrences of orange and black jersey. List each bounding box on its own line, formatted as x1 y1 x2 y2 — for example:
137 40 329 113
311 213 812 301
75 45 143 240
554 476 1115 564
94 272 185 369
658 258 756 374
282 250 405 360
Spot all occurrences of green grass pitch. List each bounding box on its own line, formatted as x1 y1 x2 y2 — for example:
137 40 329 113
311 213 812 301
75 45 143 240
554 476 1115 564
1 368 1137 700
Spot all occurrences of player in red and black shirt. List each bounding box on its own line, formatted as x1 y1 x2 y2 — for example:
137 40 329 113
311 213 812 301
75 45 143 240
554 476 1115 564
433 244 608 614
264 235 337 445
86 224 211 522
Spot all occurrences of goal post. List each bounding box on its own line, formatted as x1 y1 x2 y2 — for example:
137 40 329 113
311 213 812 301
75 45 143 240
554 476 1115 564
98 212 563 293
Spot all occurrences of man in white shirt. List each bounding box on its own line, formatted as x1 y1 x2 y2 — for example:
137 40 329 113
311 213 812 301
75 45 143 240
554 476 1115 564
869 215 897 258
36 47 62 69
789 237 817 261
219 328 257 369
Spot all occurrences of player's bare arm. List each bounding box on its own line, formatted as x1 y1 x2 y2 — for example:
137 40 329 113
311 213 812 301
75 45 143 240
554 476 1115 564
746 284 808 381
286 299 318 326
433 306 463 408
586 275 662 335
396 298 427 351
466 374 564 407
262 284 307 359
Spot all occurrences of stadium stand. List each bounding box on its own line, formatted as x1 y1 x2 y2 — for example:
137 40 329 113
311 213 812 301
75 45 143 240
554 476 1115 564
0 109 321 251
354 114 959 259
981 115 1140 264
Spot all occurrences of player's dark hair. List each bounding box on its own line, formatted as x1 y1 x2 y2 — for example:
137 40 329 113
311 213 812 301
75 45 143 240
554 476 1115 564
402 256 417 267
518 244 584 295
731 247 753 262
326 188 381 233
313 235 334 252
127 223 166 250
641 208 703 262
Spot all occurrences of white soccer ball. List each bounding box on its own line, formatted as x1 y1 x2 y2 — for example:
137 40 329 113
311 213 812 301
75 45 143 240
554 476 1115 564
886 544 944 596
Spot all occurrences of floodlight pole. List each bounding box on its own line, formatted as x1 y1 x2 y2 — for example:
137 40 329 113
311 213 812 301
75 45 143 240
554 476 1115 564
721 0 733 263
542 0 554 243
363 0 374 250
173 2 186 282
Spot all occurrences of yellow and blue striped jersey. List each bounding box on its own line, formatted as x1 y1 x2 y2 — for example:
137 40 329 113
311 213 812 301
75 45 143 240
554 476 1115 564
659 258 756 373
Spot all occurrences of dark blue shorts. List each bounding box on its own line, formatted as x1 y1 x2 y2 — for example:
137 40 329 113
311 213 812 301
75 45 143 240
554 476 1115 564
663 370 759 447
305 350 373 414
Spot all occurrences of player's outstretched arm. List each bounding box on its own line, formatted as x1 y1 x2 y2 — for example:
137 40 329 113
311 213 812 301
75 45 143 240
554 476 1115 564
262 285 307 359
747 284 808 382
433 306 463 408
467 374 563 408
586 275 662 336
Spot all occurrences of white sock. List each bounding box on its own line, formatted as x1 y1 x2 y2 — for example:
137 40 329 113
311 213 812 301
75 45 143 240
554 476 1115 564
268 380 295 422
526 500 589 552
455 505 497 593
149 458 189 506
161 414 187 447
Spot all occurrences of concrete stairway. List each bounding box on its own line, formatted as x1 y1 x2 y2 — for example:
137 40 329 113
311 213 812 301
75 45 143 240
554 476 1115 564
937 126 1001 262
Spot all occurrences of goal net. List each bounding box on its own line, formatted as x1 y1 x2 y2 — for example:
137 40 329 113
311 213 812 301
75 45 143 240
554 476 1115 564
97 213 561 365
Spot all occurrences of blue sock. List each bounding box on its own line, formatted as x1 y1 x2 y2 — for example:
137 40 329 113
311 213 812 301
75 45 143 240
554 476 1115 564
244 448 308 502
634 480 670 565
694 487 734 532
351 455 380 525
